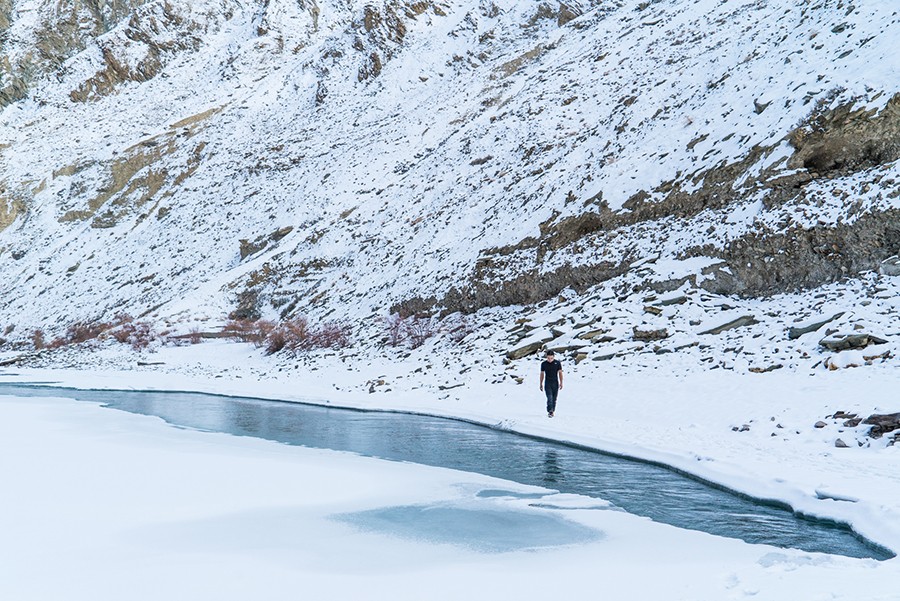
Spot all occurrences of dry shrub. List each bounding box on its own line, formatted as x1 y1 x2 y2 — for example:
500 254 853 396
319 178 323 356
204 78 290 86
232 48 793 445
31 329 46 350
383 313 440 349
110 327 131 344
222 319 276 346
384 313 406 347
113 321 156 350
444 314 474 343
265 317 311 354
265 327 289 354
310 321 351 349
188 328 203 345
66 320 110 344
264 317 351 355
47 336 68 350
405 316 438 349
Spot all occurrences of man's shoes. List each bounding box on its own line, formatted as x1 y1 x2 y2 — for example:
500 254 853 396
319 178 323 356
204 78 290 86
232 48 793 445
548 411 554 418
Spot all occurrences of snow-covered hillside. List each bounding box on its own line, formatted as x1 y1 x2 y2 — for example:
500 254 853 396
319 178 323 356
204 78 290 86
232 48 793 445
0 0 898 376
0 0 897 324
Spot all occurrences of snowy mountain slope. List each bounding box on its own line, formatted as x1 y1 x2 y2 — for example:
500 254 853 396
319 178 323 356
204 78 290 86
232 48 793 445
0 0 897 341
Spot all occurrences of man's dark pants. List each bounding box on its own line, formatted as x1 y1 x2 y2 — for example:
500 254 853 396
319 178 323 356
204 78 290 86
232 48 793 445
545 383 559 414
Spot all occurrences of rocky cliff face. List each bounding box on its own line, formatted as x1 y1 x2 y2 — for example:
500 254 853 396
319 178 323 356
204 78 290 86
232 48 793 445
0 0 898 343
0 0 152 105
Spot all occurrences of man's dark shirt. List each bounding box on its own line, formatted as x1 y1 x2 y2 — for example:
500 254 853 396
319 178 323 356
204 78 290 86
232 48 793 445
541 359 562 387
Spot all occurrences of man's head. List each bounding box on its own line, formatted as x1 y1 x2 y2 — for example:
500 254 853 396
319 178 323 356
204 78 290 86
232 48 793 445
545 351 555 360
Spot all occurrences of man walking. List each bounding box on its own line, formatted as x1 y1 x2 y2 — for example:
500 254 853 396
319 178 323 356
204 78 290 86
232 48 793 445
539 350 563 418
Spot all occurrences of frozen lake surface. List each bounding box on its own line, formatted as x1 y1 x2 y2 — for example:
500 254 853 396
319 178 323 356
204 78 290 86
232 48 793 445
1 383 890 560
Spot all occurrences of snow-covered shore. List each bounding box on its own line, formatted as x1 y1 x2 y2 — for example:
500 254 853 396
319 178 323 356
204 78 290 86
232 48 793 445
3 332 898 558
2 382 900 601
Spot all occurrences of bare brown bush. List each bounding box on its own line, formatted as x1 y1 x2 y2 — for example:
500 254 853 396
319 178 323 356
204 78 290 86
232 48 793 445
384 313 407 347
222 319 276 346
404 315 438 349
311 321 352 349
114 321 155 350
444 314 474 343
382 313 467 348
66 321 110 344
263 317 351 355
31 329 46 350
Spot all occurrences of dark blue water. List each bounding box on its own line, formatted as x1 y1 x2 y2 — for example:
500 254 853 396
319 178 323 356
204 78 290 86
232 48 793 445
0 383 891 560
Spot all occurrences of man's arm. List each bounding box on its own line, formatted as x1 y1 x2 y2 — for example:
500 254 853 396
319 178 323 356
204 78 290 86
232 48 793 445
539 370 544 391
558 367 563 389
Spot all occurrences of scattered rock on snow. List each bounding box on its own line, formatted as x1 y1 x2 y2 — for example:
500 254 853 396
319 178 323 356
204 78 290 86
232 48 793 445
632 326 668 341
787 312 844 340
657 295 687 306
831 410 857 420
506 340 545 360
819 333 888 351
862 413 900 439
547 344 586 354
576 328 606 341
748 364 782 373
830 411 863 427
814 421 828 428
824 350 867 370
834 438 849 448
699 315 758 335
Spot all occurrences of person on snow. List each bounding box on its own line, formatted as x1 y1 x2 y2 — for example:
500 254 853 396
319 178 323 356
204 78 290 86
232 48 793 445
539 350 563 418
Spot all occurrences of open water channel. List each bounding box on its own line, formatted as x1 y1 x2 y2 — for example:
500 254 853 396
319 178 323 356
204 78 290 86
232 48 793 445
1 383 891 560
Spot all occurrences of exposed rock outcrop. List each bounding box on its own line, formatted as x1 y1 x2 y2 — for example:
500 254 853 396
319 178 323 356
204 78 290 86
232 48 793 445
863 413 900 439
1 0 151 106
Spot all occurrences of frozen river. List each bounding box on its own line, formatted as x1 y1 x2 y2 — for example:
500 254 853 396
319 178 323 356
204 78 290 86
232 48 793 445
1 383 890 560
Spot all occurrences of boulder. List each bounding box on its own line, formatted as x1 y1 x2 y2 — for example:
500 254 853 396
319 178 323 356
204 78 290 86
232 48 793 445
658 295 688 306
862 413 900 438
819 333 888 351
547 344 587 354
834 438 850 448
576 328 606 341
505 340 545 360
749 364 783 373
831 410 857 419
699 315 758 335
632 326 668 341
880 255 900 277
787 312 844 340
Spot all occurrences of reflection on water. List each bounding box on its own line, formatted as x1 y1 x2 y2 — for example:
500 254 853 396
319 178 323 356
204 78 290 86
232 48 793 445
542 450 562 486
0 383 892 560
